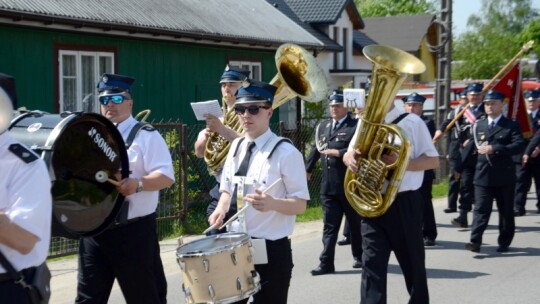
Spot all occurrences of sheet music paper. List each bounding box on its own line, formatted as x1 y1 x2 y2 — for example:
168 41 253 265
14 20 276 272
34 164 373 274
190 99 223 120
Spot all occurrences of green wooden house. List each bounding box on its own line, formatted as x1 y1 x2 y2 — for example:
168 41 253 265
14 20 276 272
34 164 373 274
0 0 325 124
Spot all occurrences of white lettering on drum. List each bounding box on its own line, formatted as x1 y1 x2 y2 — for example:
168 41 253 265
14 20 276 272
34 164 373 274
88 127 118 163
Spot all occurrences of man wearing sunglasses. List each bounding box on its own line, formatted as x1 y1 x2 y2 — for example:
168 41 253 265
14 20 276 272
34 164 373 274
194 65 250 235
208 79 309 304
76 74 175 304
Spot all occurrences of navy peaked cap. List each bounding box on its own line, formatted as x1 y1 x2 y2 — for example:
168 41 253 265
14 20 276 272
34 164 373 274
329 90 344 105
525 89 540 100
483 90 505 101
236 79 277 104
220 64 250 83
97 74 135 93
466 83 484 94
402 92 426 104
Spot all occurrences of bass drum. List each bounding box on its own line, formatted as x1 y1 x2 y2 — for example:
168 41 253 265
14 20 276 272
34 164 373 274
9 111 129 239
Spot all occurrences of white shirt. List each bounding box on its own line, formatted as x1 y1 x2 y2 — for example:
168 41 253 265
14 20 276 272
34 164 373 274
220 129 310 240
0 132 52 272
348 106 439 192
487 114 502 127
116 116 175 219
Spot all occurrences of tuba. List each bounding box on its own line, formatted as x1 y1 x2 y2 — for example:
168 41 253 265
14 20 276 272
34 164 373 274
344 45 425 218
203 43 328 175
204 95 243 176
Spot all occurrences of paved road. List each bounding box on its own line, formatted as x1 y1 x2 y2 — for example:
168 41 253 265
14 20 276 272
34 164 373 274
50 196 540 303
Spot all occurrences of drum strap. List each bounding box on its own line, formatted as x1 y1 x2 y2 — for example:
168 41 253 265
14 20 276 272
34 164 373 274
126 122 156 149
112 122 156 228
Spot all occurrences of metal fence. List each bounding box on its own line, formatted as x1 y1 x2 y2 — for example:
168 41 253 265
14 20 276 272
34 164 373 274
48 118 449 258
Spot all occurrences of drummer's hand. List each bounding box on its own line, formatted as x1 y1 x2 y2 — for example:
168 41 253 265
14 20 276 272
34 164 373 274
246 189 274 212
208 209 226 228
118 178 138 196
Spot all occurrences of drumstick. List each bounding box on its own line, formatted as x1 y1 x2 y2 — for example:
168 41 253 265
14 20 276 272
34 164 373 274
209 178 282 233
107 178 121 187
95 170 121 186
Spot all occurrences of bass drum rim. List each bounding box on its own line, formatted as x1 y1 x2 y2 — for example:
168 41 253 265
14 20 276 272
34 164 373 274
9 111 129 239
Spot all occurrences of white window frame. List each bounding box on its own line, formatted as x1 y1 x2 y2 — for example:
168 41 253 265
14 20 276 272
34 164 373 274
59 50 115 113
228 60 262 81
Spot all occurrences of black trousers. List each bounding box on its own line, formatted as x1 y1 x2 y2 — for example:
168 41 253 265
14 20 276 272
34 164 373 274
447 158 460 210
514 162 540 211
319 193 362 267
471 184 515 247
421 174 437 240
234 237 293 304
458 162 475 212
361 190 429 304
76 213 167 304
0 267 36 304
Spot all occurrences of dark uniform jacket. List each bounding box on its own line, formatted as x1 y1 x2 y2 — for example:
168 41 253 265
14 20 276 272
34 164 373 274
514 110 540 163
306 114 358 195
460 116 525 187
421 114 436 180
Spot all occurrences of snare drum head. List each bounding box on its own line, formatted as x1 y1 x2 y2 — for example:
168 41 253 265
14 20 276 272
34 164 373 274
177 233 250 257
9 112 129 239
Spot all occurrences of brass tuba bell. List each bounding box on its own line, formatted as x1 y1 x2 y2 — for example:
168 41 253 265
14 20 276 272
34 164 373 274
344 45 426 218
270 43 328 108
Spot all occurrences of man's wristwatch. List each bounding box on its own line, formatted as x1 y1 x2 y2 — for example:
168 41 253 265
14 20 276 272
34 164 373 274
136 179 144 193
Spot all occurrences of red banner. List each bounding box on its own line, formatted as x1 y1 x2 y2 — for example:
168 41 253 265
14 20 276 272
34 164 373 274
492 62 533 139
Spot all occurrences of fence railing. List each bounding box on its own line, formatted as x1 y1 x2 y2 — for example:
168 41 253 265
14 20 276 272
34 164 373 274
48 118 449 258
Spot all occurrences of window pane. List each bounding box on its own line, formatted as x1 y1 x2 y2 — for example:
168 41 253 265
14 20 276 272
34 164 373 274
63 78 76 111
99 56 113 75
252 65 261 81
62 55 76 76
81 56 95 112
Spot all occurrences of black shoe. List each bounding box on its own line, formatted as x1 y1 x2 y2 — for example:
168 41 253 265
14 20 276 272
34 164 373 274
514 209 526 216
496 246 509 253
444 208 457 213
352 259 362 269
337 237 351 246
424 238 436 246
465 242 481 252
451 217 468 228
310 265 335 276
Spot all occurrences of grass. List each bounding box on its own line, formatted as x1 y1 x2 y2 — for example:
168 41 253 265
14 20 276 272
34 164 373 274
296 181 449 222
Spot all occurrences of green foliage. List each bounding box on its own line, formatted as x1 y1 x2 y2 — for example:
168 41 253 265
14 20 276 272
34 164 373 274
519 18 540 58
355 0 437 17
452 0 538 80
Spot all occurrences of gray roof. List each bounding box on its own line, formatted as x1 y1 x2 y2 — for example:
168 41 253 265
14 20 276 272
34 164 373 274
269 0 342 51
353 31 378 50
285 0 363 28
362 15 435 52
0 0 323 48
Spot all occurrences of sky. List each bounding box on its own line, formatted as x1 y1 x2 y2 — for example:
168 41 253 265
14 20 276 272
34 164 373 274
453 0 540 36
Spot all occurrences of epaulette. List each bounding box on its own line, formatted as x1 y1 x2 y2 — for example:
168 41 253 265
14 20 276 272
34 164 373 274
8 143 38 163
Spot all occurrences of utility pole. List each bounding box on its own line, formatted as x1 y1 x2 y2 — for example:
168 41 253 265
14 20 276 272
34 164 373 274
434 0 452 128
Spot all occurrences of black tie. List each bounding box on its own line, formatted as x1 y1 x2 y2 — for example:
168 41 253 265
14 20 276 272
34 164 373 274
489 121 496 130
235 141 255 176
332 121 340 134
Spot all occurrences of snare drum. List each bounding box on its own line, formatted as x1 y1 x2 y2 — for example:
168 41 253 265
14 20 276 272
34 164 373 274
176 233 261 304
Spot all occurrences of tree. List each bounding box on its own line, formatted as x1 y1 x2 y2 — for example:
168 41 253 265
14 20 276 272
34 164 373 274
452 0 537 79
354 0 436 17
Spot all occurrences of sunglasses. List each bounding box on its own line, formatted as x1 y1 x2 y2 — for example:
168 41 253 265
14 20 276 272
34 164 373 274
99 95 129 105
234 105 271 115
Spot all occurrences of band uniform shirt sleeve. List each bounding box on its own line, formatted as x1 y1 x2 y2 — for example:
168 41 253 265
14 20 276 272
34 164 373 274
395 111 439 192
222 130 310 240
0 132 52 272
117 116 175 219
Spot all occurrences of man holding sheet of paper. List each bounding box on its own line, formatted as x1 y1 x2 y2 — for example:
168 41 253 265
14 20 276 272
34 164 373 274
194 64 250 235
208 79 309 304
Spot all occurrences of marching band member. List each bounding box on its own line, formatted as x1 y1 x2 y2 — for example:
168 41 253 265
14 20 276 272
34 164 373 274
209 79 309 304
0 74 52 303
76 74 175 304
343 100 439 303
194 65 249 235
